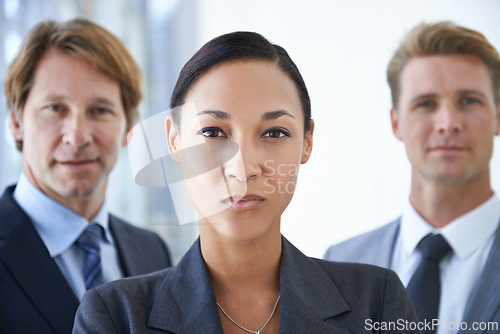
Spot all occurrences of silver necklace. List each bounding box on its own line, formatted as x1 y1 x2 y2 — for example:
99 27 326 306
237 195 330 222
216 295 280 334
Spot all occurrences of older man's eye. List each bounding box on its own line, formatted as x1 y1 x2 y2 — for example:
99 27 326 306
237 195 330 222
92 107 111 115
47 104 65 112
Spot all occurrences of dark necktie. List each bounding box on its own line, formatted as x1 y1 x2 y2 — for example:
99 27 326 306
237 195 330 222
76 224 105 290
407 234 452 333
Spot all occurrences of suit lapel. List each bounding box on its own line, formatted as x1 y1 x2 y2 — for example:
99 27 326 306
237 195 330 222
461 225 500 330
109 214 151 276
146 238 223 333
0 187 79 333
280 237 351 334
108 214 135 276
377 218 401 268
145 237 354 333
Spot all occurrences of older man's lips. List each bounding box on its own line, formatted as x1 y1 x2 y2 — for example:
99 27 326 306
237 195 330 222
57 159 98 170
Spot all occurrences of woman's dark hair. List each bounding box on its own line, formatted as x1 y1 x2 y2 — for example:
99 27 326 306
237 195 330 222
170 31 312 133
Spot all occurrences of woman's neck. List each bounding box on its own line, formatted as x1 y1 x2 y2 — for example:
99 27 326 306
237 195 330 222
200 225 282 300
200 222 282 333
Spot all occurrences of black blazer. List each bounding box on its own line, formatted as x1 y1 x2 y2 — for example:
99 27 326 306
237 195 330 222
0 185 172 334
74 237 418 333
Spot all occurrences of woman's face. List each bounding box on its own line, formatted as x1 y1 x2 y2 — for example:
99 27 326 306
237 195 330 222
167 60 313 242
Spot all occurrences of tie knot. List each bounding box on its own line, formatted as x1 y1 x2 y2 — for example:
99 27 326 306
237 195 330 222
76 224 103 252
418 234 452 262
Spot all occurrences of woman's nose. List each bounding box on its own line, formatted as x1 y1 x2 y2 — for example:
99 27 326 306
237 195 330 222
223 139 262 181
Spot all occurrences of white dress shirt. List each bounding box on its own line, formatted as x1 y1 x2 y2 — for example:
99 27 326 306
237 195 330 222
392 195 500 334
13 173 123 300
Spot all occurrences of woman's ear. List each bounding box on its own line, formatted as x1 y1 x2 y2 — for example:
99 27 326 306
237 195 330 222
301 119 314 164
166 115 181 162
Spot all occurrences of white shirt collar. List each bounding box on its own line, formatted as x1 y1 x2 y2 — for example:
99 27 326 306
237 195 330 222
400 194 500 260
13 173 112 257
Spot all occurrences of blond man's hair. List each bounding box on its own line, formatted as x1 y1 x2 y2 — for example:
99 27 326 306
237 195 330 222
387 21 500 109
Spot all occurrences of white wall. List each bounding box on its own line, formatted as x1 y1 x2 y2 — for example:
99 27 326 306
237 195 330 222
2 0 499 261
186 0 500 257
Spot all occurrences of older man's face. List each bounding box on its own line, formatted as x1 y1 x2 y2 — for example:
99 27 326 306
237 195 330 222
10 48 127 208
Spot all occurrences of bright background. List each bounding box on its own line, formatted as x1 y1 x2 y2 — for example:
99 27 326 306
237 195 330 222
1 0 500 263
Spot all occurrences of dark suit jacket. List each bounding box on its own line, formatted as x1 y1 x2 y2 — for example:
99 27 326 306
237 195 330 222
0 185 172 334
74 236 418 333
324 218 500 334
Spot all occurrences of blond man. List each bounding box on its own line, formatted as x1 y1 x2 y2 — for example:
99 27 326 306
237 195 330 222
325 22 500 334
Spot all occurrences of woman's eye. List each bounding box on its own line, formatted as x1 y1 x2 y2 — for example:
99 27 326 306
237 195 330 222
263 128 291 139
198 127 227 138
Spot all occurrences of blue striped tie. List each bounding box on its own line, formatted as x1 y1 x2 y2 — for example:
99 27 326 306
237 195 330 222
407 234 452 334
76 224 105 290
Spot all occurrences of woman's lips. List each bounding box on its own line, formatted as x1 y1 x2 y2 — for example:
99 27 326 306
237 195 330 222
223 194 265 211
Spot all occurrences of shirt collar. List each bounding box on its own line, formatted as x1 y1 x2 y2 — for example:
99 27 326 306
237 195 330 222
13 173 112 257
400 201 434 256
400 194 500 260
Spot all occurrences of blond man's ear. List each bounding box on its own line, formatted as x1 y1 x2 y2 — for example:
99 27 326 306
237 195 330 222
390 108 403 141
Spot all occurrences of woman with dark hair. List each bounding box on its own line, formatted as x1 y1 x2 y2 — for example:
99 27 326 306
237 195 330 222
74 32 417 333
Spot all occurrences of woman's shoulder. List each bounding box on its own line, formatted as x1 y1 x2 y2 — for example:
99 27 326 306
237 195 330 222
283 237 398 287
283 238 406 302
313 257 397 281
311 257 405 293
280 240 417 331
310 257 412 312
75 268 175 333
92 267 172 304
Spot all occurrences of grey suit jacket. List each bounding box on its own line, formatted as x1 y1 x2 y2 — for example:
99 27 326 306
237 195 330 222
0 185 172 334
74 236 418 333
324 218 500 334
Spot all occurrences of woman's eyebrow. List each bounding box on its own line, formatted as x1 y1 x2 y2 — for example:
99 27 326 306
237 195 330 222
262 110 295 120
195 109 295 120
196 110 231 120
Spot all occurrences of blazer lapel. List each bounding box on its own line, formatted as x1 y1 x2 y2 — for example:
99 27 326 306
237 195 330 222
108 214 167 276
146 238 223 333
0 187 79 333
280 237 351 334
145 236 355 333
370 218 400 268
325 218 400 269
461 224 500 331
108 214 136 276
